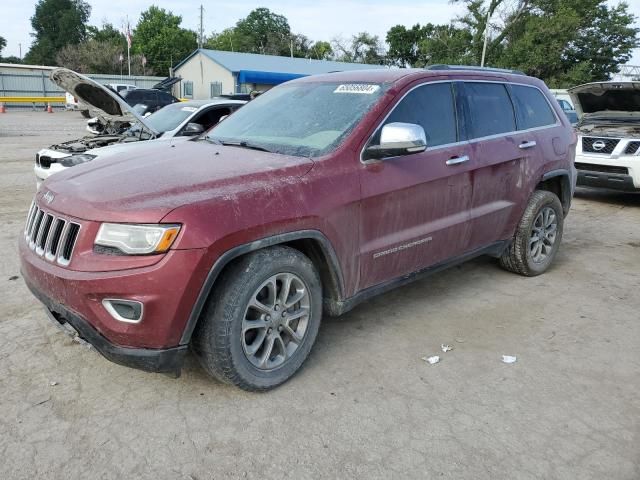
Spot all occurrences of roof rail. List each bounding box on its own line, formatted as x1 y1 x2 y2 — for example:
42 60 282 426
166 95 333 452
426 64 526 76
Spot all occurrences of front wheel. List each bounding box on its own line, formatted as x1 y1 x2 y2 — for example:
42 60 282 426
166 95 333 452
192 246 322 391
499 190 564 276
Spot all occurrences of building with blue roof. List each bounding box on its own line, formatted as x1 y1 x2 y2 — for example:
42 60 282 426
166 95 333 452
172 49 386 99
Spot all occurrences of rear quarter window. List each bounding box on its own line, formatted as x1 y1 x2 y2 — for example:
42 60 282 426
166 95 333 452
512 85 557 129
464 82 516 138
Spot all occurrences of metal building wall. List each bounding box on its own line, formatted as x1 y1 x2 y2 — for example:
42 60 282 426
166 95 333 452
0 70 165 109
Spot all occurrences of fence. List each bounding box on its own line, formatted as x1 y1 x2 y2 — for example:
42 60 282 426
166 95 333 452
0 71 165 109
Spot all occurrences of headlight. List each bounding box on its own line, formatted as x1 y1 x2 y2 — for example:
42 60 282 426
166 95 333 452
95 223 181 255
59 154 97 167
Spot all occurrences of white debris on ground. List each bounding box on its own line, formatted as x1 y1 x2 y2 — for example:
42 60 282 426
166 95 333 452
502 355 517 364
49 381 58 386
422 355 440 365
441 344 453 353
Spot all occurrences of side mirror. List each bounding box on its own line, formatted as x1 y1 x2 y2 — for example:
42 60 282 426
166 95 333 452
363 122 427 161
182 122 205 136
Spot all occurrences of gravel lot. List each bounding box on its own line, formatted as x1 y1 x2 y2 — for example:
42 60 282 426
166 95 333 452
1 111 639 480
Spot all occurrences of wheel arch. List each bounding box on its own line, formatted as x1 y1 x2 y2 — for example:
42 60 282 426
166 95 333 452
538 169 572 215
179 230 345 345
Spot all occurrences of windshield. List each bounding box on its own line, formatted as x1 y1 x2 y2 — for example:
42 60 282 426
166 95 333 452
206 81 388 157
143 103 198 132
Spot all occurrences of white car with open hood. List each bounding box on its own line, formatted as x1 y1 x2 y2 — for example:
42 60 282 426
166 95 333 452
35 68 245 188
570 81 640 192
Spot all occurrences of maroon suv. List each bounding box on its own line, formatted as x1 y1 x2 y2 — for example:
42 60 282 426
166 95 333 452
21 66 577 390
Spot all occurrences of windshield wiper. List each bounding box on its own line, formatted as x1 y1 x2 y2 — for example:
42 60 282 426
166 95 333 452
210 139 273 153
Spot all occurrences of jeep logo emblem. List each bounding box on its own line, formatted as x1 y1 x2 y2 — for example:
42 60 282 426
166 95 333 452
592 140 606 151
42 191 55 204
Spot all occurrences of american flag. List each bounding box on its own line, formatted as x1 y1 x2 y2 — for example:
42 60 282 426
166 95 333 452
125 23 132 49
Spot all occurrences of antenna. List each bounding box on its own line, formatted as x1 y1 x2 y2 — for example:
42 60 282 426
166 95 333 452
198 4 204 49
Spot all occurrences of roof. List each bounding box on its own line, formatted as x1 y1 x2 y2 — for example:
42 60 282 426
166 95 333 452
288 67 541 88
180 99 246 107
174 49 387 76
0 63 55 70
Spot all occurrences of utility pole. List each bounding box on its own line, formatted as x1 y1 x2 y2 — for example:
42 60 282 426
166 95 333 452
198 4 204 49
18 43 22 59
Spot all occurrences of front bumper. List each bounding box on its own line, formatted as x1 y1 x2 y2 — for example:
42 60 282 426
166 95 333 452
25 278 188 373
574 151 640 191
20 233 210 350
577 170 639 192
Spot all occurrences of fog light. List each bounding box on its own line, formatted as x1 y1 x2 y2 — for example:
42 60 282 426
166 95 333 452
102 299 144 324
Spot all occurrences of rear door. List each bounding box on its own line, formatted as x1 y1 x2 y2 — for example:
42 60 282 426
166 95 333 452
459 81 542 250
358 81 474 290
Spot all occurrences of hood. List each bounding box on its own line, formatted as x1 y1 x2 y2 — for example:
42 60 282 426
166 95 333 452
50 68 159 135
86 135 190 158
40 139 314 222
568 82 640 120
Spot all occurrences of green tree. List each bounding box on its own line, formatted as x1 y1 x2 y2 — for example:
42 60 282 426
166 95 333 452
309 41 333 60
387 0 638 86
56 40 145 74
133 6 197 75
333 33 385 64
386 24 473 67
24 0 91 65
234 8 292 55
205 8 321 58
87 22 125 46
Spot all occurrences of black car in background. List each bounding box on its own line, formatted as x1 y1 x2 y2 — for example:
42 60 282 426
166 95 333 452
121 89 180 115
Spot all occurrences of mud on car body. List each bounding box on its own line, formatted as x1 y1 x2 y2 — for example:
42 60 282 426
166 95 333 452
21 66 576 391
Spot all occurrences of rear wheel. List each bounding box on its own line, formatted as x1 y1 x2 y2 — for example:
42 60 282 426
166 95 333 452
499 190 564 276
192 246 322 391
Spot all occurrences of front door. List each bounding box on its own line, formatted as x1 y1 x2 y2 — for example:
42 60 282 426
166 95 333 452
358 81 474 290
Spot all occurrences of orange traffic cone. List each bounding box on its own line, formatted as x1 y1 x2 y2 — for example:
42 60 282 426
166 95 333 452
0 103 5 113
47 103 53 113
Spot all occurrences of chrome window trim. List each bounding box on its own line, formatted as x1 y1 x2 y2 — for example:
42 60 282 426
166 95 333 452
360 78 562 164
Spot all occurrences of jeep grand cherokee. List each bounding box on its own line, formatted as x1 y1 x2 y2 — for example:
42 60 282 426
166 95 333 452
21 66 577 391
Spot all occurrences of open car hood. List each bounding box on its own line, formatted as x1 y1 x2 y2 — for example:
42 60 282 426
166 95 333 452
569 82 640 121
50 68 159 135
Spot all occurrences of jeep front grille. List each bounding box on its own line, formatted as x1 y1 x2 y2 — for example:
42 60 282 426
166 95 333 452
24 201 80 265
582 137 620 154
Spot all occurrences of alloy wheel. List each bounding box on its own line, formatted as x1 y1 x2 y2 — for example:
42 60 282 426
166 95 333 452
241 272 310 370
529 206 558 263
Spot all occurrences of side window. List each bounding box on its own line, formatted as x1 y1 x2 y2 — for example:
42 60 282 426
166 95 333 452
373 82 457 148
159 92 174 105
511 85 557 129
464 82 516 138
184 81 194 98
192 107 232 130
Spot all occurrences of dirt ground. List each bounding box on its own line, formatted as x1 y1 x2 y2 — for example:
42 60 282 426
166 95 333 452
1 111 639 480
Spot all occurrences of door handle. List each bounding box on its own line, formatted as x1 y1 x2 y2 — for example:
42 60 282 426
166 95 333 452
446 155 469 166
519 140 537 149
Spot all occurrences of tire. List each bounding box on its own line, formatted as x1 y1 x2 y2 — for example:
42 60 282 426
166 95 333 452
192 246 322 391
499 190 564 276
80 109 91 118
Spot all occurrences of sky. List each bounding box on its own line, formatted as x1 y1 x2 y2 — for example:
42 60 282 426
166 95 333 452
3 0 640 65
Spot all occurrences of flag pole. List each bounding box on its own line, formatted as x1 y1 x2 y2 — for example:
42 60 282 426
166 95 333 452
127 17 131 76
